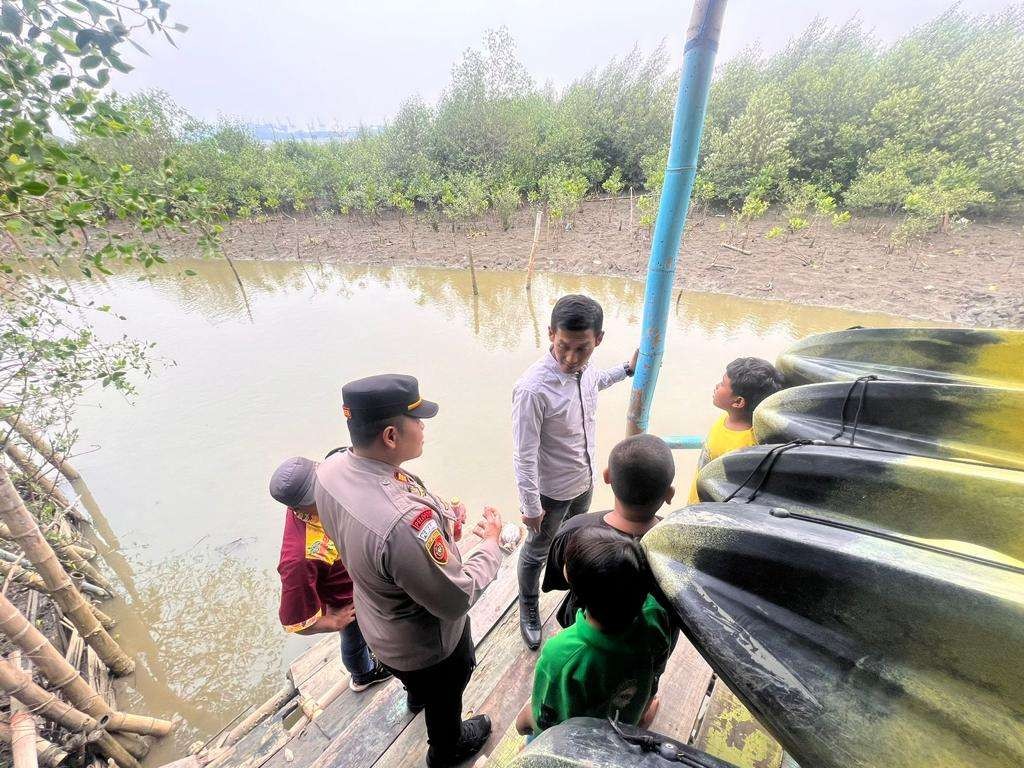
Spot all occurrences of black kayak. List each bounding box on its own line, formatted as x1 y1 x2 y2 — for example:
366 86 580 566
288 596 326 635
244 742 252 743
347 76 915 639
753 379 1024 471
776 327 1024 388
695 442 1024 567
511 717 738 767
644 502 1024 768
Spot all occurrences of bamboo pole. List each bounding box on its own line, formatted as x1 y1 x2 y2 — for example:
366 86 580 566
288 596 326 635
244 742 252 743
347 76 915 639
524 209 543 292
0 719 68 768
99 713 175 738
466 242 479 297
8 651 39 768
111 732 150 760
0 562 115 629
0 410 82 483
0 551 108 600
2 444 75 512
0 467 133 676
0 654 139 768
222 681 296 747
0 591 164 737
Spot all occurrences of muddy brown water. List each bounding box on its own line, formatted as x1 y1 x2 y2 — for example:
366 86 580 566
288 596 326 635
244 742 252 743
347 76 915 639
60 258 915 762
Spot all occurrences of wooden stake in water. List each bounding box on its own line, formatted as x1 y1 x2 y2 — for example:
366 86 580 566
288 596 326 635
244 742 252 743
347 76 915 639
524 209 543 292
467 241 479 297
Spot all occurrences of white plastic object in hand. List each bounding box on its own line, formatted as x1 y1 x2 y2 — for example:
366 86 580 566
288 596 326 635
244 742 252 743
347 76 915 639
499 522 523 554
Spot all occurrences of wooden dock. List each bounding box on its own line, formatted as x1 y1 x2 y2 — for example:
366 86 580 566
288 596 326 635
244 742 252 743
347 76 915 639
191 552 784 768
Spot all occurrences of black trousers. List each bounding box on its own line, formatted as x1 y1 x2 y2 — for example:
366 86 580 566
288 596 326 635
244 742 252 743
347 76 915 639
386 620 476 762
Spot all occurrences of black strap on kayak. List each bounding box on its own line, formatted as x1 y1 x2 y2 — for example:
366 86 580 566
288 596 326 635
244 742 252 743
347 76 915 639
769 508 1024 576
722 440 812 503
831 375 879 445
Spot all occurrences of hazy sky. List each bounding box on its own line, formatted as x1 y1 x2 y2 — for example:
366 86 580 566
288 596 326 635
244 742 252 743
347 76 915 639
112 0 1011 127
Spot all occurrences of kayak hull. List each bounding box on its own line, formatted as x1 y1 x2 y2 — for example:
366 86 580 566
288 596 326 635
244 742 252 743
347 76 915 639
644 503 1024 768
753 381 1024 470
776 327 1024 389
696 442 1024 567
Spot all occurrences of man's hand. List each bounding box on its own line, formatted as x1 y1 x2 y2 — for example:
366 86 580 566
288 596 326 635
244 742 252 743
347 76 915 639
522 511 544 534
629 348 640 375
324 603 357 630
472 506 503 541
452 499 468 542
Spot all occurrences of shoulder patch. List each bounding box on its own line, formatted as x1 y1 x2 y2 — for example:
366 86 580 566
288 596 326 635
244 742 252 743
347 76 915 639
395 470 412 484
425 529 449 565
410 508 434 531
415 518 440 542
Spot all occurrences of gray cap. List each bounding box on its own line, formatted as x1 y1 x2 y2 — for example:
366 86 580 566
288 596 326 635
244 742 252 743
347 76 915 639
269 457 317 509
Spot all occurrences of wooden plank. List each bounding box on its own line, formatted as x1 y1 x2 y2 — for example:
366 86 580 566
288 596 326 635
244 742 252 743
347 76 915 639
692 680 784 768
373 591 561 768
288 636 338 700
480 718 526 768
236 551 524 768
650 635 714 743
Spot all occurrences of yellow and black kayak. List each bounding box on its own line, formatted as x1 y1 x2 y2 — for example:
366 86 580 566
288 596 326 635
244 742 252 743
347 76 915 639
753 380 1024 470
696 442 1024 567
644 502 1024 768
777 327 1024 389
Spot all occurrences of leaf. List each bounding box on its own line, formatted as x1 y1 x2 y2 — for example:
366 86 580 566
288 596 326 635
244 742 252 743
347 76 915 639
49 29 80 52
11 119 32 140
21 180 49 195
184 269 197 276
50 74 72 89
81 53 102 68
106 52 132 73
1 2 22 37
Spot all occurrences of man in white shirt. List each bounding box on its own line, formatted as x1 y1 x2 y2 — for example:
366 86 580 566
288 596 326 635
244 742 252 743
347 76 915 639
512 294 637 649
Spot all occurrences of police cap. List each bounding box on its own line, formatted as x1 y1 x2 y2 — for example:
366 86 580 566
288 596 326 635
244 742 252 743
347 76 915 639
342 374 439 423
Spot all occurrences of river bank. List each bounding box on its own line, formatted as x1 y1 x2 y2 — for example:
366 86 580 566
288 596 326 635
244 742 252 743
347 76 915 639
154 199 1024 328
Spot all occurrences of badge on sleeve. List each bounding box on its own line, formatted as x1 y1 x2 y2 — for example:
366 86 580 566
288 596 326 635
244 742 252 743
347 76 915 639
425 529 449 565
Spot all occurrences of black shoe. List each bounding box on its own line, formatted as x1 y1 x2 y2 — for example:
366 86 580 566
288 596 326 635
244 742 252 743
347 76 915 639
425 714 492 767
407 691 426 714
349 661 393 692
519 599 541 650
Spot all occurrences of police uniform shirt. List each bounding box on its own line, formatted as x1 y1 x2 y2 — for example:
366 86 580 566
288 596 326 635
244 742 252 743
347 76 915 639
315 449 502 672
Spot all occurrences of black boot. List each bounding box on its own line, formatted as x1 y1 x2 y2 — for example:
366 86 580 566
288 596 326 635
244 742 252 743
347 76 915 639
519 597 541 650
425 714 492 767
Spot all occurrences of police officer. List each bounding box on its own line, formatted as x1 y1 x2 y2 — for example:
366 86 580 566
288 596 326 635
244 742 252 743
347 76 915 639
315 374 505 768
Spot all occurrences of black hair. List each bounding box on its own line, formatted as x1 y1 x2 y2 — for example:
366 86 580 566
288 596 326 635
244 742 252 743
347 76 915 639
726 357 785 417
608 435 675 515
347 415 405 449
550 294 603 334
565 527 650 633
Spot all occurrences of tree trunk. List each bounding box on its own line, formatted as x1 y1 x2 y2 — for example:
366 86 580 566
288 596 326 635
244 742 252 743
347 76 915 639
0 654 139 768
0 467 133 676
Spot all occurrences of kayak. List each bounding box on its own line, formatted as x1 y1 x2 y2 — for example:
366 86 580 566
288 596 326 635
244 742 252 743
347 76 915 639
511 717 738 768
644 502 1024 768
776 327 1024 389
695 442 1024 567
753 380 1024 470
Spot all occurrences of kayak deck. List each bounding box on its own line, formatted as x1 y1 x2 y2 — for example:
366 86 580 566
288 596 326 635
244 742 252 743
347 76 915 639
182 552 784 768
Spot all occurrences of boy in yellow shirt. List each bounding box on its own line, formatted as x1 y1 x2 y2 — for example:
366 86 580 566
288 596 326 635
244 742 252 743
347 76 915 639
688 357 784 504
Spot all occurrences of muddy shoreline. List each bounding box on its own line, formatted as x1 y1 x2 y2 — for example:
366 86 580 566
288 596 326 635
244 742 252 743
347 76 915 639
156 199 1023 328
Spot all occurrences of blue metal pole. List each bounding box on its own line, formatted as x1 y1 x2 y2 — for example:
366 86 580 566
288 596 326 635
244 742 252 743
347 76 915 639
626 0 727 435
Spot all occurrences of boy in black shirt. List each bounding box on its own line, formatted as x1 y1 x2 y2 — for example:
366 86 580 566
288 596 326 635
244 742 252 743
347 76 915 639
542 434 676 627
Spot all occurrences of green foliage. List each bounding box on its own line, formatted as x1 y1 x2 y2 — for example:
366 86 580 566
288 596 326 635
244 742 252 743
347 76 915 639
489 181 520 230
74 9 1024 230
539 165 587 223
601 167 624 197
1 0 219 428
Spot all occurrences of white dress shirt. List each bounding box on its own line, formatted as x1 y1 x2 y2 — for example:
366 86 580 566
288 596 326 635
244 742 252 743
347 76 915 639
512 350 630 518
